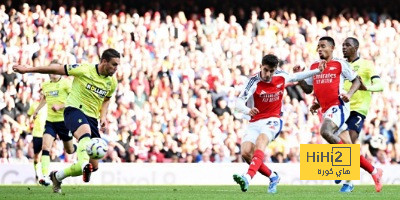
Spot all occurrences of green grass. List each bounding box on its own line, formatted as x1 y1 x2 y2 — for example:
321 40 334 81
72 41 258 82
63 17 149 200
0 185 397 200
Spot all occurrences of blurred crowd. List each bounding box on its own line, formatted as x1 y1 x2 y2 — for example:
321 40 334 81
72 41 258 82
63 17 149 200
0 2 399 167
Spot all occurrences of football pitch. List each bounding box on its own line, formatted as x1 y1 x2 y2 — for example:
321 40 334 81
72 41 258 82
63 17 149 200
0 185 397 200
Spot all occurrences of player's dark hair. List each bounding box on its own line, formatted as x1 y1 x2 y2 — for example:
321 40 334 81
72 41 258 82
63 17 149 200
346 37 359 49
319 36 335 47
101 48 120 62
261 54 279 68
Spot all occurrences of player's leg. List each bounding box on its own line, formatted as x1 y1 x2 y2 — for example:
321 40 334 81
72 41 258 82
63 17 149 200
338 130 352 144
240 134 272 178
234 133 269 192
64 108 92 178
347 127 359 190
334 130 355 192
40 134 54 186
50 108 92 193
32 137 43 183
320 118 341 144
349 130 359 144
62 139 76 154
57 121 77 154
346 111 365 144
321 105 349 144
55 124 91 178
56 113 101 184
241 141 255 164
337 112 362 190
234 124 257 192
333 130 352 186
252 129 281 194
85 115 102 179
249 133 269 177
234 118 281 193
322 105 359 192
346 112 382 192
39 123 56 186
33 152 42 182
359 137 382 192
51 124 91 193
89 158 99 173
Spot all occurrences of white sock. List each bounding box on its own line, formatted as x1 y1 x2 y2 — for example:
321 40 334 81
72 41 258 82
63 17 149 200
371 168 378 175
244 174 252 182
269 171 277 178
55 170 67 182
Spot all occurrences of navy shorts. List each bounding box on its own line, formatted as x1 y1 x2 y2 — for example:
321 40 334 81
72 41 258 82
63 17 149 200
44 121 73 141
63 107 100 138
345 111 366 134
32 137 42 154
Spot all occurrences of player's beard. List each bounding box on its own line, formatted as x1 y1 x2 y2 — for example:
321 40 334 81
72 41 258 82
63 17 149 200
263 76 271 82
108 69 116 76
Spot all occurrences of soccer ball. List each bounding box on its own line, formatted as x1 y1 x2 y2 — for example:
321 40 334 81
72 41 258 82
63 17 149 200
86 138 108 159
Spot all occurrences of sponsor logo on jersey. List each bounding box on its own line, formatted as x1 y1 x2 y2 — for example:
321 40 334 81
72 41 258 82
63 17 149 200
260 90 267 97
314 73 337 84
86 84 107 98
260 90 284 102
48 90 59 97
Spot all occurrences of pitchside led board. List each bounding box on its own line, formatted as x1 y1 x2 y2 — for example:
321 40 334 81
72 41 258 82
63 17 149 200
300 144 360 180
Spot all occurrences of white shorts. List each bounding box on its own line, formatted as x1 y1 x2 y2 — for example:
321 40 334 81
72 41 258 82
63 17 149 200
242 117 283 144
323 103 350 135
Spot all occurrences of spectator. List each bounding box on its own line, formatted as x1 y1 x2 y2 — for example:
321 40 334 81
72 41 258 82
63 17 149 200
212 97 232 117
148 146 165 163
11 148 29 163
0 148 10 163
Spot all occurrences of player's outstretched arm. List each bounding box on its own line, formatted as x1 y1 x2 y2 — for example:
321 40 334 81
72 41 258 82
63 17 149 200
288 69 321 94
13 63 66 75
292 66 314 94
288 67 324 83
292 61 326 94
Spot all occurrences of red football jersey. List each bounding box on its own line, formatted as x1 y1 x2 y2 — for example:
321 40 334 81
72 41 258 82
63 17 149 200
236 69 321 122
305 58 357 113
